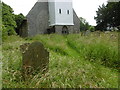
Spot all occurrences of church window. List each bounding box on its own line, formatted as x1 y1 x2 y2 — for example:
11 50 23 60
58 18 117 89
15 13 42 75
67 10 70 14
59 9 62 14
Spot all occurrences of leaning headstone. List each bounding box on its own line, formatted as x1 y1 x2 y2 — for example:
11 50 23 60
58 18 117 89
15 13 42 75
20 42 49 79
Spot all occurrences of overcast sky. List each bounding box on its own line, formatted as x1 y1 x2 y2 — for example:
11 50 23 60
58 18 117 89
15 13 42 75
2 0 108 26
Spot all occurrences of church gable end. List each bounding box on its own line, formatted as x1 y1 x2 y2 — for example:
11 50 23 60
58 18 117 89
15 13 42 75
20 1 80 37
26 2 49 36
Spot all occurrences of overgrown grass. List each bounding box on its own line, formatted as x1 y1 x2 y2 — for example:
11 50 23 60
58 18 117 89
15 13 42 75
2 32 119 88
66 33 118 69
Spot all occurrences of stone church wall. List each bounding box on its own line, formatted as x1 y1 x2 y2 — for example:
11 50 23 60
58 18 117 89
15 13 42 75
20 2 80 37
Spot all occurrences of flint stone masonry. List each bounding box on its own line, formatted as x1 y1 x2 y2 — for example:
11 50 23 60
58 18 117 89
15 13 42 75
19 1 80 37
20 42 49 75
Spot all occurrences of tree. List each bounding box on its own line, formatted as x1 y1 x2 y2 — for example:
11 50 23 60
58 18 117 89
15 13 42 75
95 2 120 31
79 17 90 31
2 2 17 35
2 2 25 40
107 2 120 30
79 17 95 32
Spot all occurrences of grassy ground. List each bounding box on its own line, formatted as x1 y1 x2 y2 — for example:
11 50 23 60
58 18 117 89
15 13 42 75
0 41 2 89
1 32 119 88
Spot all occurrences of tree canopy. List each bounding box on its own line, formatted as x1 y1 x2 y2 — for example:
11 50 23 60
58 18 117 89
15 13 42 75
2 2 17 35
94 1 120 31
2 2 25 40
79 17 95 32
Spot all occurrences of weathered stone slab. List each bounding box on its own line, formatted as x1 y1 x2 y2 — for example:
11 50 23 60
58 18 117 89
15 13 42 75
20 42 49 78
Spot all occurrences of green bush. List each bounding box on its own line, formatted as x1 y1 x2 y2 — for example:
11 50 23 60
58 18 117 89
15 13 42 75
2 2 25 41
89 26 95 32
2 25 8 40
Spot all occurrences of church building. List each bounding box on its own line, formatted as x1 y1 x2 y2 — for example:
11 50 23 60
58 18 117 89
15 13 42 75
20 0 80 37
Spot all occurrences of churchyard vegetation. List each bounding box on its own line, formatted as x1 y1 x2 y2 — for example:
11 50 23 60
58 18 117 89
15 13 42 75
1 2 25 40
1 1 119 88
94 1 120 31
2 32 118 88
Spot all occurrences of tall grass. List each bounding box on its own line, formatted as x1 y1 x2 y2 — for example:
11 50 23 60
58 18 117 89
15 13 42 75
0 41 2 89
66 33 118 69
2 32 119 88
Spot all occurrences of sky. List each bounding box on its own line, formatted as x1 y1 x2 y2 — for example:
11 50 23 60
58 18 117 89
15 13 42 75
2 0 108 26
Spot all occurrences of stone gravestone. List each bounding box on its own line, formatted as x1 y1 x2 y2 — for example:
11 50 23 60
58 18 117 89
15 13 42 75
85 30 91 36
20 42 49 79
